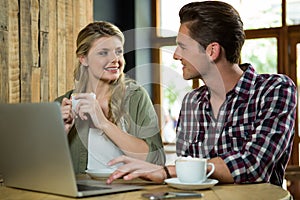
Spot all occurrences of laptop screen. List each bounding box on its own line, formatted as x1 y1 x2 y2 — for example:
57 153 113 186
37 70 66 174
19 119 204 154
0 102 142 197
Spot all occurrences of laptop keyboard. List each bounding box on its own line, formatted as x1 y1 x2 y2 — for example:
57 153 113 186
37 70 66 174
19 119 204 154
77 184 112 191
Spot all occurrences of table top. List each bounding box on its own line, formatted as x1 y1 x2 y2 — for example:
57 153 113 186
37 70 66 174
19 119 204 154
0 177 291 200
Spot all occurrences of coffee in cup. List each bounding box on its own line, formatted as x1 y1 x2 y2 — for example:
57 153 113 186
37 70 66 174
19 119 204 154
175 156 215 183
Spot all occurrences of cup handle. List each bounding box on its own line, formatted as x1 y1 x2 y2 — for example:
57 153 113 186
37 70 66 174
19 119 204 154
206 163 215 178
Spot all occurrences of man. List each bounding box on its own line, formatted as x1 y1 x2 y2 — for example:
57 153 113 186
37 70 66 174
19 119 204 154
106 1 296 186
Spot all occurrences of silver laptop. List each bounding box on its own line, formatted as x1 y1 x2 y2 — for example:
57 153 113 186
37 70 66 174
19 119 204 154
0 102 142 197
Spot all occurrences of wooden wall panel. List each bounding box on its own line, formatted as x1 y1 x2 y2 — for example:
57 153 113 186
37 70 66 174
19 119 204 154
40 0 49 102
65 0 75 91
20 0 33 102
8 0 20 103
0 0 9 103
57 0 67 96
30 0 40 102
0 0 93 103
48 0 58 101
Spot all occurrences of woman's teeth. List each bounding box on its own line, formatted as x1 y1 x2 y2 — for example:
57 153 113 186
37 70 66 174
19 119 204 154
105 67 118 71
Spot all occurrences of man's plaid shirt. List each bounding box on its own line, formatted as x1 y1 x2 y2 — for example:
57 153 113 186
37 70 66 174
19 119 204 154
176 64 297 186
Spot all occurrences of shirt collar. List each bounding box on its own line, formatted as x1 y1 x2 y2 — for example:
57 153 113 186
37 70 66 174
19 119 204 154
195 63 257 104
228 63 258 100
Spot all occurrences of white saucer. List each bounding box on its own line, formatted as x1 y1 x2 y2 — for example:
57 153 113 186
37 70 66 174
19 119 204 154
164 178 218 190
85 169 115 178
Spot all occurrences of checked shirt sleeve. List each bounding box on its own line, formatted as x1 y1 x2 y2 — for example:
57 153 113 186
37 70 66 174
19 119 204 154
220 75 297 185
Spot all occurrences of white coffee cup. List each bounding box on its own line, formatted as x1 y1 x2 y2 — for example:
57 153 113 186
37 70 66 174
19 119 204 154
71 92 96 111
175 157 215 183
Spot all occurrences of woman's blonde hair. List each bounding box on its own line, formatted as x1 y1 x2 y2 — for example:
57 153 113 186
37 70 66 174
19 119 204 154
74 21 132 128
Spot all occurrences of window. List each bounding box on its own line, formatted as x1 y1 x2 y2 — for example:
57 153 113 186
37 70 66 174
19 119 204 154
159 0 282 37
223 0 282 29
159 1 190 37
287 0 300 25
241 38 278 74
160 46 192 143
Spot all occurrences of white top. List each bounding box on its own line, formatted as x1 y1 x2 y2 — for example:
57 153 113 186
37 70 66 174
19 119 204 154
87 128 124 170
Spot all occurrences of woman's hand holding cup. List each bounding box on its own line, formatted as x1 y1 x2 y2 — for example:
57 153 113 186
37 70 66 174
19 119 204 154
71 92 108 129
71 92 96 111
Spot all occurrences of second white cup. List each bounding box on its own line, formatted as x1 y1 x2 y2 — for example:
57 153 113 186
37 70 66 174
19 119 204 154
175 157 215 183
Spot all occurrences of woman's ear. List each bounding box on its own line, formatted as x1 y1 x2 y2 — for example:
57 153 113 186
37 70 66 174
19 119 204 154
206 42 221 61
79 55 88 67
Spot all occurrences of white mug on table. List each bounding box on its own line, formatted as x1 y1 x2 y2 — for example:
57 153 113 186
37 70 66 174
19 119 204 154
175 156 215 183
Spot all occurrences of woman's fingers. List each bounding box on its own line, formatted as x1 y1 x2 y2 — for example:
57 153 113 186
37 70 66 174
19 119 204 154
60 98 74 133
106 156 153 184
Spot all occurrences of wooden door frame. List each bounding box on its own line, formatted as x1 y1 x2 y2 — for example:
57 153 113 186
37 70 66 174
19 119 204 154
289 29 300 165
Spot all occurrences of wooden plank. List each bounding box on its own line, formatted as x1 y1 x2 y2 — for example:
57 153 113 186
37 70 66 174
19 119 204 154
72 0 80 84
39 0 49 33
8 0 20 103
40 30 49 102
30 0 40 102
74 1 87 34
31 68 41 102
0 31 9 103
57 0 66 96
0 0 9 103
39 0 49 102
1 0 94 103
72 0 80 40
71 0 93 93
86 0 93 22
31 0 39 68
48 0 58 101
65 0 74 91
72 0 80 93
0 0 8 25
20 0 32 102
78 0 86 29
74 0 92 36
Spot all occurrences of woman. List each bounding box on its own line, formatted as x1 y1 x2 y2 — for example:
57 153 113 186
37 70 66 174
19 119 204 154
55 21 165 174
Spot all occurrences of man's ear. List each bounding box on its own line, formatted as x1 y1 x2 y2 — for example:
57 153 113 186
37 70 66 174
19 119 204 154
206 42 221 61
79 55 88 66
